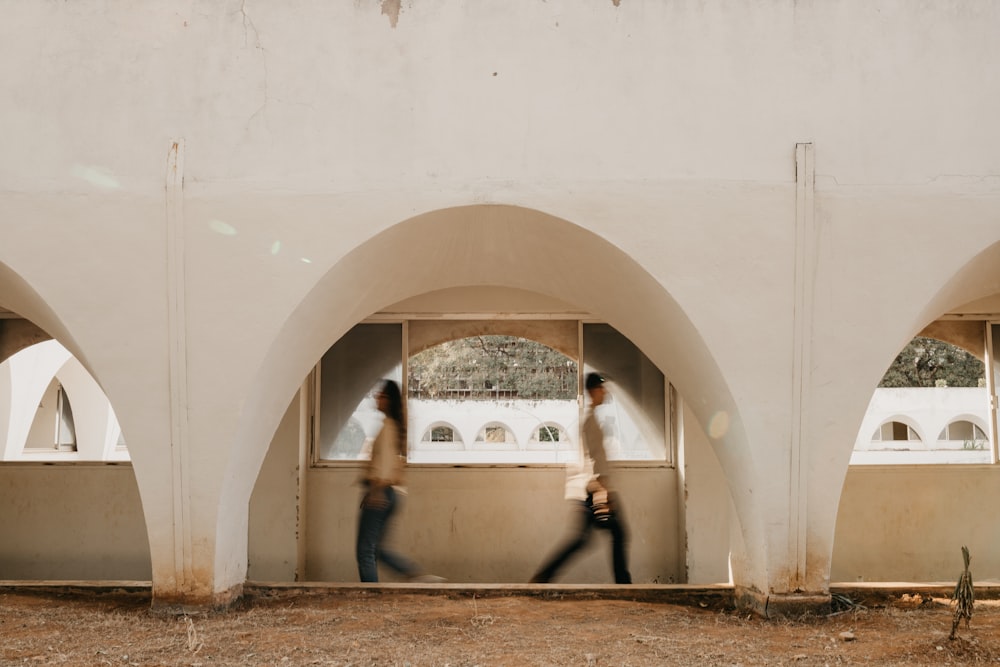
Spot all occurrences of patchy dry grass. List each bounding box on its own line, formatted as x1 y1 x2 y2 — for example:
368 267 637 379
2 589 1000 666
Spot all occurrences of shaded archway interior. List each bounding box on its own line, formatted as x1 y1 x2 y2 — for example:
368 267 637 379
237 204 763 590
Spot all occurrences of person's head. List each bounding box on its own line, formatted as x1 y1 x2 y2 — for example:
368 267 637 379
376 379 404 424
585 372 607 406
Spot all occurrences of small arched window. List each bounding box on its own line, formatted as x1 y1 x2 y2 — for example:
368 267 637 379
937 421 988 447
474 423 517 449
872 421 920 442
426 426 456 443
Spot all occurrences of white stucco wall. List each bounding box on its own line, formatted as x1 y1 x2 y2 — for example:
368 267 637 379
7 386 1000 589
302 465 680 584
852 387 993 464
1 0 999 608
833 466 1000 583
0 465 150 580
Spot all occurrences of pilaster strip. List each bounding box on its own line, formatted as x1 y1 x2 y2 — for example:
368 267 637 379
165 140 193 589
791 143 815 585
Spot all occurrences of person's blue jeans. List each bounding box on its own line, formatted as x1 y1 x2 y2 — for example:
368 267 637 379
356 486 418 582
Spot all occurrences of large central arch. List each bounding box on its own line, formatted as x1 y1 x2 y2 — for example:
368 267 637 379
221 204 767 595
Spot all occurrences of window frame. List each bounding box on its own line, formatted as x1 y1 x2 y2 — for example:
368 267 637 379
850 318 1000 467
310 315 675 469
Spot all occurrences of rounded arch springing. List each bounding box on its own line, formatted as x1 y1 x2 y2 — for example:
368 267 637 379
229 204 758 587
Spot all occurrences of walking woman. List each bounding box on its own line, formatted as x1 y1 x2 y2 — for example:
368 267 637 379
356 379 439 583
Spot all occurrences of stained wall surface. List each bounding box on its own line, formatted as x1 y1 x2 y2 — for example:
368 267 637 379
1 0 999 607
0 466 150 580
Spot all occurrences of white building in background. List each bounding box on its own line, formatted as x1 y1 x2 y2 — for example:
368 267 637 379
1 0 1000 616
4 349 988 467
853 387 992 465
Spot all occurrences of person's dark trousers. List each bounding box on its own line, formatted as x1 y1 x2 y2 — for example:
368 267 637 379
531 499 632 584
606 495 632 584
356 486 418 582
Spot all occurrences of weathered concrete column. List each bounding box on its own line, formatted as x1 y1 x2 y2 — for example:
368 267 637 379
726 144 832 618
146 140 246 611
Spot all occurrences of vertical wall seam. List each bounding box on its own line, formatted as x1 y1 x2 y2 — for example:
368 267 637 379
295 373 312 582
165 140 193 590
791 143 815 587
672 384 688 584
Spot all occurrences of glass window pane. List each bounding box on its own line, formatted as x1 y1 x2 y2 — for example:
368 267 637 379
947 420 974 441
582 323 667 461
407 334 579 464
317 323 402 461
892 421 910 441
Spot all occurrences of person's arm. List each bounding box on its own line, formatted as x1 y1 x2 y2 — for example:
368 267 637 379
584 412 611 490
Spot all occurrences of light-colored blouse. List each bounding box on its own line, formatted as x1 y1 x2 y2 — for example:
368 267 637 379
363 417 406 491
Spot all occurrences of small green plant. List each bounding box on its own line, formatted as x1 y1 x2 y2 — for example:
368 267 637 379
962 439 986 451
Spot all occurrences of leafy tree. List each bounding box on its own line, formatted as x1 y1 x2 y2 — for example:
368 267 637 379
878 337 985 388
408 336 578 400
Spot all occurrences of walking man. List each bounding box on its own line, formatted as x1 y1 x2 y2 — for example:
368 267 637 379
530 372 632 584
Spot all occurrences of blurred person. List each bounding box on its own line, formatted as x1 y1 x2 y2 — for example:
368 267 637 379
356 379 442 583
530 372 632 584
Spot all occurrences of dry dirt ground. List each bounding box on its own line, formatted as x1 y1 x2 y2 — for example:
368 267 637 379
2 587 1000 666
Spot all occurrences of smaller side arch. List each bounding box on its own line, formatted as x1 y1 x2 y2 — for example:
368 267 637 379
872 416 925 446
1 340 71 460
415 420 465 449
474 421 519 449
526 421 574 451
936 416 990 445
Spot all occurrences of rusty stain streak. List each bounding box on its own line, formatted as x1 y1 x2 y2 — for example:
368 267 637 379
381 0 401 28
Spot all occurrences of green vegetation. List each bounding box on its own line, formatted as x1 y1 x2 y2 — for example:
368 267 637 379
879 337 985 388
408 336 577 400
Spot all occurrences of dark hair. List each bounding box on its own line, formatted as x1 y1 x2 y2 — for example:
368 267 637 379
585 372 606 391
380 379 407 455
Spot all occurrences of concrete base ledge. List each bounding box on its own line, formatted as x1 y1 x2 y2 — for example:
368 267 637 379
0 580 151 594
0 580 735 610
244 582 736 608
3 580 1000 616
831 581 1000 606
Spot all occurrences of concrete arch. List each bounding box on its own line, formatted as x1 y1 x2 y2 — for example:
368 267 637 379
224 204 760 596
0 264 150 581
0 298 131 463
823 238 1000 589
0 340 71 459
0 263 118 463
54 355 125 461
884 240 1000 450
0 262 81 370
919 241 1000 334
